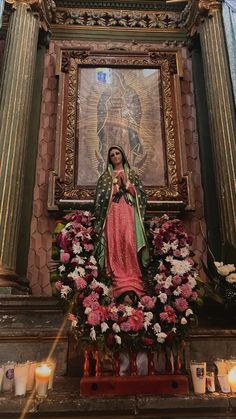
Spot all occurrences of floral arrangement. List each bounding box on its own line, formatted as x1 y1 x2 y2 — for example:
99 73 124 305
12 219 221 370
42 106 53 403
203 257 236 305
51 211 200 352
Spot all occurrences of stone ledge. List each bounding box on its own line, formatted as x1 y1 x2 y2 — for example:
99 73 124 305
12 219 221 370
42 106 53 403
0 378 236 417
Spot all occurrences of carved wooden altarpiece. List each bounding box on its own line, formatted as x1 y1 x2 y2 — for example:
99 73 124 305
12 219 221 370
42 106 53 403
48 42 194 213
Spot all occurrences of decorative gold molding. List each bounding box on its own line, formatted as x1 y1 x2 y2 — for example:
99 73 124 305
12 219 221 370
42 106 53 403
5 0 56 30
53 8 183 30
184 0 222 36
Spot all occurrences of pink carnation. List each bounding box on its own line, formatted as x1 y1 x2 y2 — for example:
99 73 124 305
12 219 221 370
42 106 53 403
75 277 87 289
159 305 176 323
84 243 94 251
127 309 144 332
173 249 181 257
172 275 182 286
120 321 132 332
60 251 70 263
140 296 155 310
83 292 99 309
179 283 192 299
87 310 101 326
174 297 188 312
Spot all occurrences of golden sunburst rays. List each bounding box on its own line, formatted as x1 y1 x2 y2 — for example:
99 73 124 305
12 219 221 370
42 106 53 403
77 67 165 185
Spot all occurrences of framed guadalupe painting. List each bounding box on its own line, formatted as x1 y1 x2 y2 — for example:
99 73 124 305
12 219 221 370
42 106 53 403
48 43 193 212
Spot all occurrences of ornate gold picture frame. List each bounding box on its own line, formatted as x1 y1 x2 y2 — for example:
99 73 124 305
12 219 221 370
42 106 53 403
48 44 194 213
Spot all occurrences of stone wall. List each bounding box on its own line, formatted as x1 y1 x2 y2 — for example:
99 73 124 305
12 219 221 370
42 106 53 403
27 40 206 295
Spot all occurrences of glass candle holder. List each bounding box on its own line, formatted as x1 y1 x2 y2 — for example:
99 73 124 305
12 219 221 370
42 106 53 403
218 374 231 393
2 362 15 392
26 362 36 392
46 360 56 390
14 363 29 396
190 361 206 394
228 366 236 392
206 371 215 392
35 363 52 398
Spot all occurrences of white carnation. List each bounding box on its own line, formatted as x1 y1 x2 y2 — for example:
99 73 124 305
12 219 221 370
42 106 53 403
181 317 187 325
153 322 161 334
112 323 121 333
157 332 167 343
72 242 82 254
101 322 109 333
180 247 190 258
114 335 121 345
158 292 167 304
164 276 173 289
90 327 96 341
185 308 193 317
171 259 192 275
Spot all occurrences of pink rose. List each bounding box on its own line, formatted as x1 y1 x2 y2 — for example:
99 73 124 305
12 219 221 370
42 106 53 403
60 251 70 263
174 297 188 312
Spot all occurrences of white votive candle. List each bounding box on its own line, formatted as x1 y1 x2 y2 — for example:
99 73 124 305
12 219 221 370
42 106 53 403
35 364 51 397
190 361 206 394
14 363 29 396
0 366 4 392
26 362 36 392
2 362 15 392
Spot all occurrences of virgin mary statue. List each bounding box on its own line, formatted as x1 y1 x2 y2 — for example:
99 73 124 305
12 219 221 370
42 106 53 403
94 145 149 303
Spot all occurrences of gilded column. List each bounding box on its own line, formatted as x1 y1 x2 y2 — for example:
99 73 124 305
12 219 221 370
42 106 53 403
0 0 53 287
186 0 236 249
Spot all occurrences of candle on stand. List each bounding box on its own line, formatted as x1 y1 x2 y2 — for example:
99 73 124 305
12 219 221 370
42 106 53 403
228 366 236 392
26 362 36 392
35 364 52 397
14 363 29 396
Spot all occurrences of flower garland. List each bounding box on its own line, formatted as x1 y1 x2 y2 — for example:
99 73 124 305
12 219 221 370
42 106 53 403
51 211 200 351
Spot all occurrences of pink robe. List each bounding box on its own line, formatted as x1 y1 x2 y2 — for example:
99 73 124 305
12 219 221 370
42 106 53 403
105 188 144 299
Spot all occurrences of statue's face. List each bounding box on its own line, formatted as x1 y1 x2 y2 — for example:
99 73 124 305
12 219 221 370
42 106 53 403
109 148 123 167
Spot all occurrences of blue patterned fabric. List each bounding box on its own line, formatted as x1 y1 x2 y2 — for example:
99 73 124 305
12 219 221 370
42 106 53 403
223 0 236 105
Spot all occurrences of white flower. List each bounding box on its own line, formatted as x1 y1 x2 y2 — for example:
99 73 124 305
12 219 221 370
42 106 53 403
61 285 71 298
71 319 78 327
173 288 180 296
85 307 92 315
154 273 164 283
112 323 121 333
101 322 109 333
78 266 85 277
124 306 133 316
72 242 82 254
158 292 167 304
153 322 161 334
171 240 179 251
185 308 193 317
162 242 171 253
157 332 167 343
181 317 187 325
110 306 118 313
216 263 235 277
90 327 96 341
172 327 177 333
180 247 190 258
164 276 173 289
77 256 85 265
83 211 90 216
114 335 121 345
58 265 66 274
144 312 153 330
89 256 97 265
171 259 192 275
188 276 197 288
226 273 236 283
165 256 173 263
